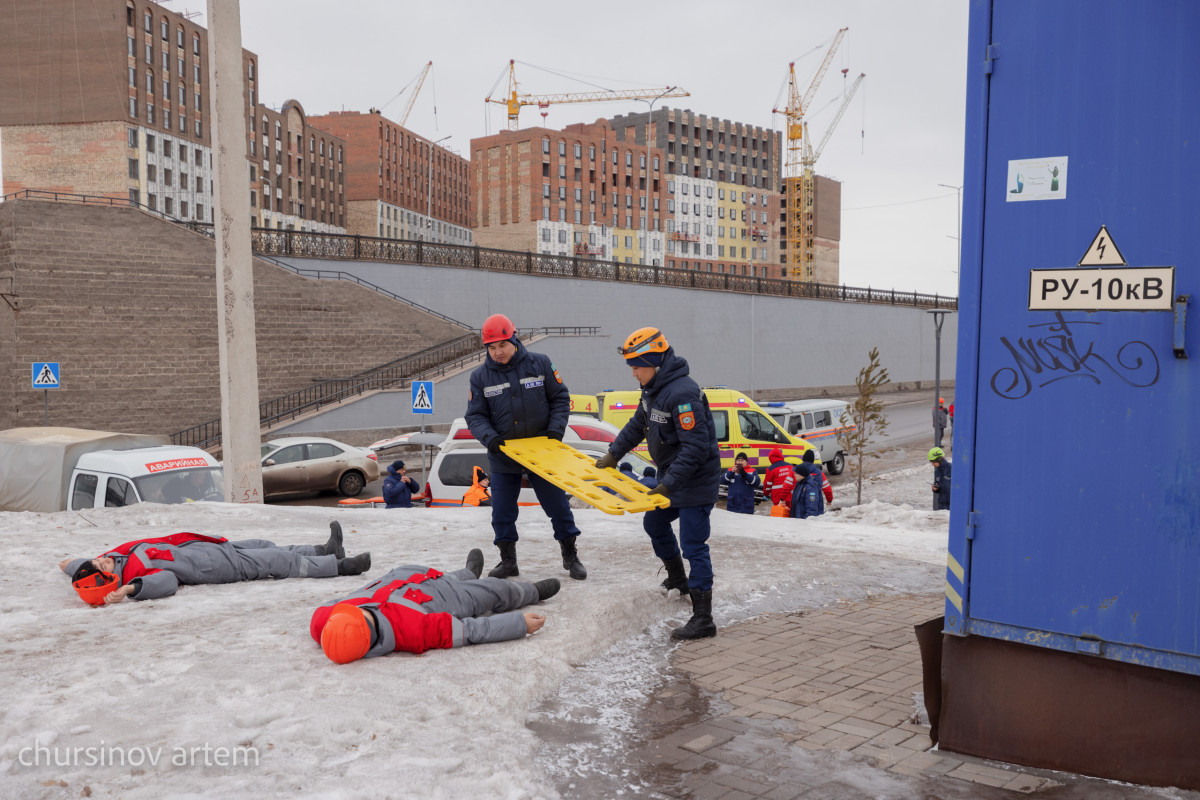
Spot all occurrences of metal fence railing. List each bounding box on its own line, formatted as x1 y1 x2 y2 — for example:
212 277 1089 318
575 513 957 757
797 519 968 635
169 326 599 450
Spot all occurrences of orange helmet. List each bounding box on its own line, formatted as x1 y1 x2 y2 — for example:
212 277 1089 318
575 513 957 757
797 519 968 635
73 570 121 606
481 314 516 345
618 327 669 367
320 603 372 664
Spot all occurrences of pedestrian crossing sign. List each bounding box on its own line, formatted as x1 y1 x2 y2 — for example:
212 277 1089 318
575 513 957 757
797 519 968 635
32 362 60 389
411 381 434 414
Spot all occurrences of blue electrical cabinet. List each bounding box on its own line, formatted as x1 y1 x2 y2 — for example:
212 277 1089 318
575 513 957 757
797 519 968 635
947 1 1199 675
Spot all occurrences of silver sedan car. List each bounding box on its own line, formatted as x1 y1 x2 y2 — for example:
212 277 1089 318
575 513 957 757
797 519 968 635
260 437 380 498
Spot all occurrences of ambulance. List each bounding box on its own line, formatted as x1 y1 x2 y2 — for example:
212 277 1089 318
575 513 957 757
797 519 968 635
568 394 601 418
761 400 854 475
598 387 818 474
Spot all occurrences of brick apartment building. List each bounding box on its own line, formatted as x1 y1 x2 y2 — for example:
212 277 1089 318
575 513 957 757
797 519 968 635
0 0 344 233
307 109 472 245
472 107 810 278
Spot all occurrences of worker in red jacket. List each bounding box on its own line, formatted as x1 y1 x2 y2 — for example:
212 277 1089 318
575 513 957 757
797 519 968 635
61 522 370 605
762 447 796 512
311 549 560 664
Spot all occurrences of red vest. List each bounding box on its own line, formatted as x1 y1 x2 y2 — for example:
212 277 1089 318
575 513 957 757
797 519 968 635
104 533 229 585
309 568 454 655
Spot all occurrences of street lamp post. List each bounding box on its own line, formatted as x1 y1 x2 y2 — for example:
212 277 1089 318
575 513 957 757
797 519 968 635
927 308 955 448
639 88 675 268
938 183 962 277
424 134 452 242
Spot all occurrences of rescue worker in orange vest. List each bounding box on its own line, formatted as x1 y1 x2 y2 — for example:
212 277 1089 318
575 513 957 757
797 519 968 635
61 522 370 605
461 466 492 507
311 549 561 663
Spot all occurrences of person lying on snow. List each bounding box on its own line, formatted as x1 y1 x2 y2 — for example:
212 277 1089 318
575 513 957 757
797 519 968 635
61 521 370 605
311 549 560 664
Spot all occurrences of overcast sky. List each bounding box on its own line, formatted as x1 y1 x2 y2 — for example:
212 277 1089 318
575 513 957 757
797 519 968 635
136 2 967 296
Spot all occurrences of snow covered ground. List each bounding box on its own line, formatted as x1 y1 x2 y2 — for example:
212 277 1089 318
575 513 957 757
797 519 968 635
1 465 949 799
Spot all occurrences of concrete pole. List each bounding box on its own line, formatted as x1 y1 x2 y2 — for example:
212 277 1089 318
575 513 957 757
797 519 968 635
207 0 264 503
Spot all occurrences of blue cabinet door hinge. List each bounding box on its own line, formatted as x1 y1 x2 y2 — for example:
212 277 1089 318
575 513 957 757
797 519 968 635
966 510 981 540
984 43 1000 75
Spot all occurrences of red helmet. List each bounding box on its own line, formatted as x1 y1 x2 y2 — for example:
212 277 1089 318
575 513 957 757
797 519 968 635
481 314 516 345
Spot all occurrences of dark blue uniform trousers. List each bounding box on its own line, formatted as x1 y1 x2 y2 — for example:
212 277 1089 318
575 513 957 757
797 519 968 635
489 470 581 544
643 504 713 592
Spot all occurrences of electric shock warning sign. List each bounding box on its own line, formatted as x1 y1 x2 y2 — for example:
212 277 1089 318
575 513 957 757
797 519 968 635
1027 225 1175 311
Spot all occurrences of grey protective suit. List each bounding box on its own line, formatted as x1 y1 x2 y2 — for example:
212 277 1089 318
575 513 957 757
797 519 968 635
64 537 337 600
313 564 539 657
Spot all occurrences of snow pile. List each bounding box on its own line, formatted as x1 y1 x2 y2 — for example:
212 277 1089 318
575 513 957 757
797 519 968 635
0 465 948 799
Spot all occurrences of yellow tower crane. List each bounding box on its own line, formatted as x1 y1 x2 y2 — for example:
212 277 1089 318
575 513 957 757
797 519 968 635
774 29 864 283
485 60 689 131
398 61 433 128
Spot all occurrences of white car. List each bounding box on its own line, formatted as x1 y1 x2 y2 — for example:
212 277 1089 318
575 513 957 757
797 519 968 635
424 415 655 507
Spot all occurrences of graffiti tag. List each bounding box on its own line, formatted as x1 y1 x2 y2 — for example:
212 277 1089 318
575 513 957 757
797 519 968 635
990 312 1159 399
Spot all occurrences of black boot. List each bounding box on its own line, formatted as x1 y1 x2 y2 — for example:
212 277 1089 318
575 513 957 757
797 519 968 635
558 537 587 580
534 578 561 601
337 552 371 576
671 590 716 640
316 521 345 558
488 541 519 578
466 548 484 579
659 556 690 598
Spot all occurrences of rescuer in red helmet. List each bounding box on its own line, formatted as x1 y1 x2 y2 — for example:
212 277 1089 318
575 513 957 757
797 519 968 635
465 313 586 582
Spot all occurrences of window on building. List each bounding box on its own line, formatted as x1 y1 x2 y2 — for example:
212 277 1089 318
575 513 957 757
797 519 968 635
129 96 137 117
194 119 202 138
145 42 152 63
144 10 151 32
558 164 565 179
558 187 566 200
557 229 567 244
127 127 137 148
128 35 135 57
177 26 184 47
127 158 138 178
248 61 255 80
574 143 581 158
194 63 201 83
162 49 168 70
128 66 136 87
542 138 550 154
163 109 170 129
588 145 595 161
193 33 200 56
145 70 153 92
542 183 550 198
147 164 156 181
164 197 173 215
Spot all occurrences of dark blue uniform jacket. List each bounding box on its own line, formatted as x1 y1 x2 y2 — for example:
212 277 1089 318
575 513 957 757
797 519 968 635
465 339 570 474
608 349 721 508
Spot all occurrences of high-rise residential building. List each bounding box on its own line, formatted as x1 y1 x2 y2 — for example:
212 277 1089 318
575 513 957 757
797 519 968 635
307 110 472 245
472 112 779 277
0 0 344 233
608 107 782 277
782 175 842 286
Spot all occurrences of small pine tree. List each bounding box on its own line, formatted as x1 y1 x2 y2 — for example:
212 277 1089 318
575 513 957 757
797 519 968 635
837 347 891 506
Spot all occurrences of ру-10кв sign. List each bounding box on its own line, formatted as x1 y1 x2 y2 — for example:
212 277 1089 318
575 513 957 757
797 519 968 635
1028 266 1174 311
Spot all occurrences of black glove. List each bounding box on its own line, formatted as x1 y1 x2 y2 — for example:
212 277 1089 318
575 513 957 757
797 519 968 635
594 452 618 471
648 483 670 497
487 439 506 456
547 431 563 441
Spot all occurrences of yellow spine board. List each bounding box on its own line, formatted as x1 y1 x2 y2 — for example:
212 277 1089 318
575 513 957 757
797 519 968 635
499 437 669 515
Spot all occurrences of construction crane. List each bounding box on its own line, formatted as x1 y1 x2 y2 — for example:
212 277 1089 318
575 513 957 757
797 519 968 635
398 61 432 127
774 28 864 282
485 60 689 131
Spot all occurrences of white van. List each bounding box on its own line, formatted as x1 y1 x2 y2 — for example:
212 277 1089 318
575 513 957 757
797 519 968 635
761 400 855 475
70 446 224 510
424 415 655 507
0 427 223 512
